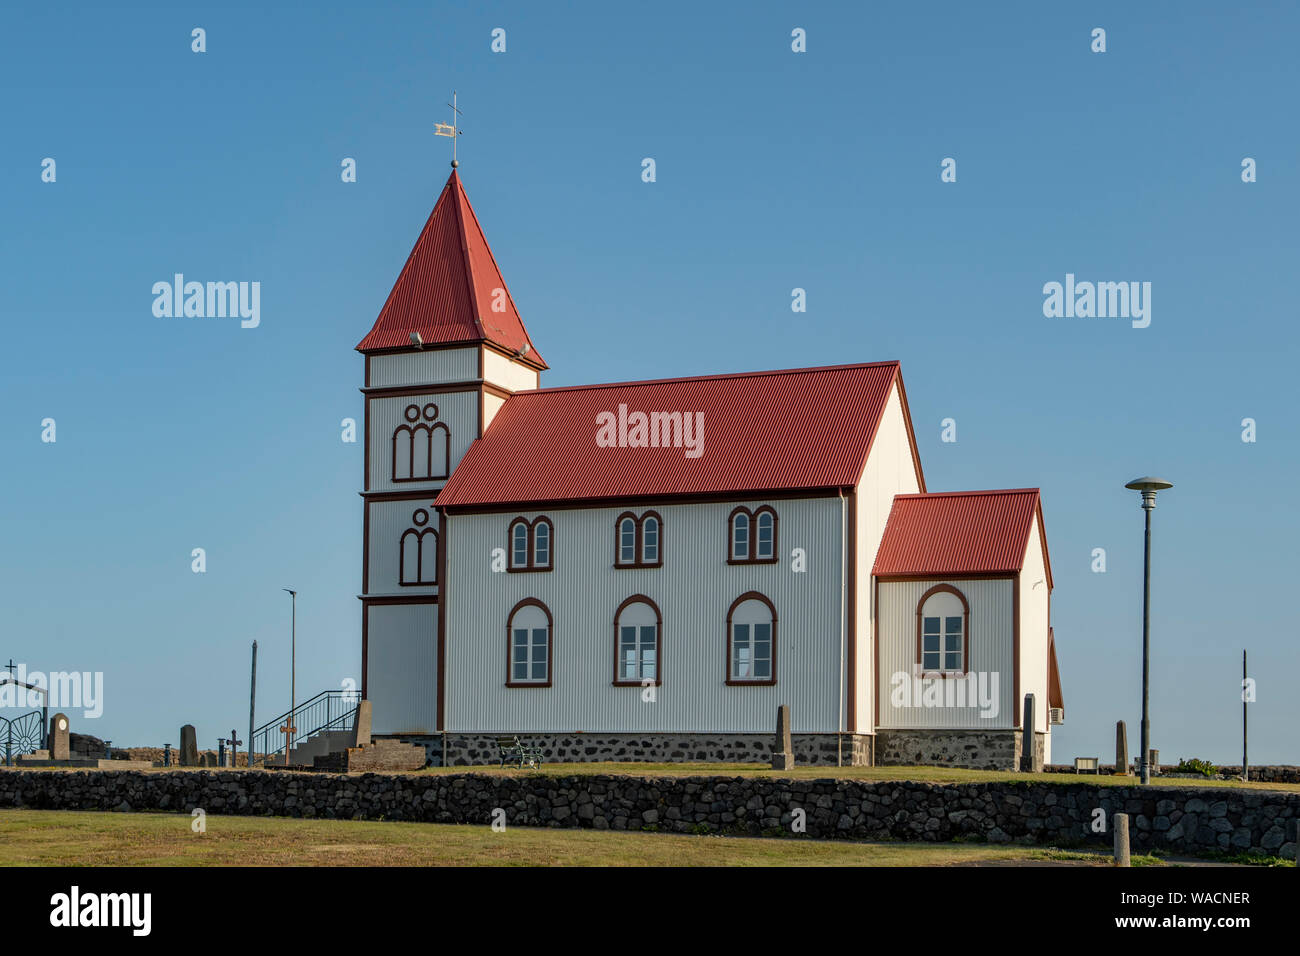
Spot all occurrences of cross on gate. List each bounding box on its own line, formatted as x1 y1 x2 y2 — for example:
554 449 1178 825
280 721 296 767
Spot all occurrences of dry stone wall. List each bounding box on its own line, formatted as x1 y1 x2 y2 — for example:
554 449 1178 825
0 770 1295 858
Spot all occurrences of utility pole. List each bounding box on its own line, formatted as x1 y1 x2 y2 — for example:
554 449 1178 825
1124 477 1173 786
282 589 297 765
1242 649 1249 782
249 640 257 768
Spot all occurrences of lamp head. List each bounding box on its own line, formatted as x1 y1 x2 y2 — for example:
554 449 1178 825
1125 476 1173 510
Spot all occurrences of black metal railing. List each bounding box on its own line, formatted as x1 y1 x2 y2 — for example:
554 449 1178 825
251 690 358 766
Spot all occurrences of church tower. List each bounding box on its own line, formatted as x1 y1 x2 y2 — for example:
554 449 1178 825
356 169 546 737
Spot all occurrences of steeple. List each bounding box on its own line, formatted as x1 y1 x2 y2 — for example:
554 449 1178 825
355 170 546 368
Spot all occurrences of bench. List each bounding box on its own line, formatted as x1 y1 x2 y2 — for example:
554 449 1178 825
1074 756 1100 774
496 736 544 770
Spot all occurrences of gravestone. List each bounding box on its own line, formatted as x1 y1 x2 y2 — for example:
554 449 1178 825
49 713 70 761
771 704 794 770
1115 721 1129 775
1148 749 1159 774
1019 694 1037 772
200 752 217 767
179 724 198 767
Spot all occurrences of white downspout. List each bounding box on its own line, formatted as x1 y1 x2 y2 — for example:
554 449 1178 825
838 490 847 767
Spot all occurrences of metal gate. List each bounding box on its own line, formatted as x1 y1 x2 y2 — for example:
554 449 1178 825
0 711 46 766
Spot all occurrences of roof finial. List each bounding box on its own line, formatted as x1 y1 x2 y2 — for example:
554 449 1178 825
435 90 464 168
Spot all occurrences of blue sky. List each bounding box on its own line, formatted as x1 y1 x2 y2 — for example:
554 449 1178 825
1 1 1296 763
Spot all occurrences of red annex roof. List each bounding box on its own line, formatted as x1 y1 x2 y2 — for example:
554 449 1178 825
435 362 918 508
355 170 546 366
873 489 1050 582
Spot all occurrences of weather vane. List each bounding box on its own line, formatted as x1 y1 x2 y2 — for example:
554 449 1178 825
435 90 464 167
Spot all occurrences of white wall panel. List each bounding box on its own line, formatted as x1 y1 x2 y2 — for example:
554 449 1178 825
369 347 478 387
367 602 438 734
1019 519 1050 734
367 390 477 492
446 497 846 734
367 498 441 597
876 578 1014 730
854 383 923 732
483 393 506 433
483 348 539 393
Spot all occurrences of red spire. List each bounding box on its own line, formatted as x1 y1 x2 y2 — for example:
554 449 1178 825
356 170 546 367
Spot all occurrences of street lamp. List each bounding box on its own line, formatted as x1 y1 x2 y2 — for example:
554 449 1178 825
282 588 297 766
1124 476 1173 785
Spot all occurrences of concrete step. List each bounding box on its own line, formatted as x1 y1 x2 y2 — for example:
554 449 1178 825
286 729 355 766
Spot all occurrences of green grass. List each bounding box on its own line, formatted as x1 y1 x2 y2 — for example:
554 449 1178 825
0 809 1166 867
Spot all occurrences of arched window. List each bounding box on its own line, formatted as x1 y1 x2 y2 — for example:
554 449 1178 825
392 403 451 482
613 596 661 685
533 520 551 569
399 509 438 586
613 512 663 568
617 515 637 565
506 599 552 687
728 506 779 564
731 511 750 560
507 516 555 572
510 520 529 569
727 592 777 684
916 584 969 675
755 508 776 560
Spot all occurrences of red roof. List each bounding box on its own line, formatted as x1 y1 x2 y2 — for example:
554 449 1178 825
435 363 916 508
873 489 1050 581
355 170 546 366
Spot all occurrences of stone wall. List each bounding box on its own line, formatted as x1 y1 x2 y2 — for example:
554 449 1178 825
875 729 1044 771
427 733 875 767
0 769 1295 858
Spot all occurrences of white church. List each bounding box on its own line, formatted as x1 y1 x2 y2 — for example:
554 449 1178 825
356 169 1064 769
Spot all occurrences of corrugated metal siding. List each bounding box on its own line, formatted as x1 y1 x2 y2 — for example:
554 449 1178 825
437 363 900 507
367 602 438 734
355 171 545 367
367 498 441 596
445 497 846 733
369 347 478 388
873 490 1040 576
875 578 1014 730
367 390 477 493
483 348 539 393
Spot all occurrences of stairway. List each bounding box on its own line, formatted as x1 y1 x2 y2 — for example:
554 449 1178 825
251 690 362 767
283 729 356 767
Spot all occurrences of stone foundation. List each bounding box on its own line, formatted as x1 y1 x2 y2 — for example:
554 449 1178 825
377 732 876 767
875 729 1046 771
382 729 1053 770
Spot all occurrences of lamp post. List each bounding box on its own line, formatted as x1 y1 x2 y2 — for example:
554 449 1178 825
1124 476 1173 785
282 588 297 765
